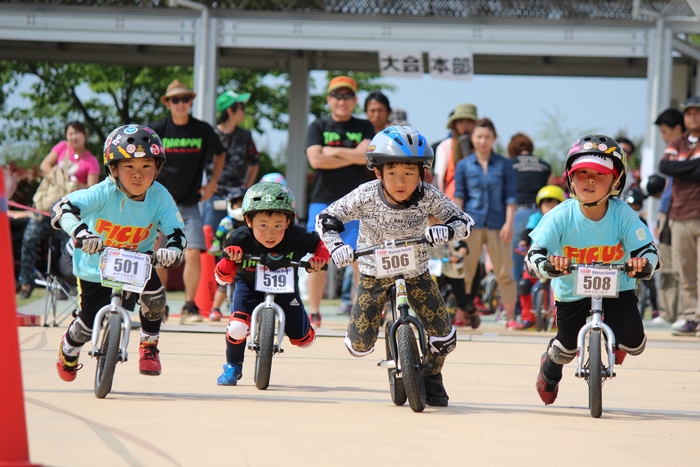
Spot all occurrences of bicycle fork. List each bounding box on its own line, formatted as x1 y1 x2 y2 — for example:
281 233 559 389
248 293 286 354
378 277 428 373
575 296 616 379
89 293 132 363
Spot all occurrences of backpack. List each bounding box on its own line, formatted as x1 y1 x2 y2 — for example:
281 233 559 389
32 150 71 213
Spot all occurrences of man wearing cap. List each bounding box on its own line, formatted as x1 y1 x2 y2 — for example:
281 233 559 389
201 90 260 231
659 96 700 336
305 75 375 328
149 79 226 324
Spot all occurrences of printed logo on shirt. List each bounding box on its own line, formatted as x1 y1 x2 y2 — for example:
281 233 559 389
95 219 154 249
290 298 300 306
322 131 363 146
160 138 203 151
563 243 624 263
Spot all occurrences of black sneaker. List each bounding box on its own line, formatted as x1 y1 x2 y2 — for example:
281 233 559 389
672 320 698 336
180 301 203 324
424 372 449 407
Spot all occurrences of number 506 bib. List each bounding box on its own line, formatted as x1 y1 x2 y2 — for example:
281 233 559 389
374 245 417 278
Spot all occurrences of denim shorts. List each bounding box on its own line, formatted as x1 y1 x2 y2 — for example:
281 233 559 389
179 203 206 251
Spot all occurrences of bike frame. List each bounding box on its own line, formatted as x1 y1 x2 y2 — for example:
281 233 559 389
88 291 132 362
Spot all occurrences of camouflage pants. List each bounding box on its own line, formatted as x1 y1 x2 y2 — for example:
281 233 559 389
347 270 453 375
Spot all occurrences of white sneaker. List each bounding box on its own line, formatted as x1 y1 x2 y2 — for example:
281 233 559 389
671 319 687 330
649 316 668 325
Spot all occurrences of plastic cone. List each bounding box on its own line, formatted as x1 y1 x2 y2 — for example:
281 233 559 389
0 172 42 466
194 224 216 317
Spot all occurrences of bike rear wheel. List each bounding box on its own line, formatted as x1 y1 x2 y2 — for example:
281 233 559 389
94 313 121 399
588 331 603 418
254 307 275 390
398 325 425 413
385 321 406 406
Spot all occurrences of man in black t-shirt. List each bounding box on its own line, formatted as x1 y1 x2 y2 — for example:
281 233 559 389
149 79 226 324
304 76 375 327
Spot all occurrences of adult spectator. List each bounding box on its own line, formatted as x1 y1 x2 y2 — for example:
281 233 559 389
388 108 409 126
433 103 477 199
659 96 700 336
507 133 551 283
453 118 519 330
364 91 392 134
652 108 685 328
201 90 260 231
305 76 375 328
18 121 99 299
617 136 640 194
149 79 226 324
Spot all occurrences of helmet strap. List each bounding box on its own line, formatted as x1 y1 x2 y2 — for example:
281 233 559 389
378 165 425 208
569 171 622 208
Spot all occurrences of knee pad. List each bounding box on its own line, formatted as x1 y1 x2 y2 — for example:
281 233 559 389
68 317 92 345
428 326 457 356
290 327 316 349
548 339 576 365
226 312 251 345
518 278 534 296
619 335 646 356
139 286 167 322
344 334 374 358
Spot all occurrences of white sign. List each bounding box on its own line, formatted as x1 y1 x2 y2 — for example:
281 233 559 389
255 264 294 293
99 248 152 293
574 268 619 298
429 52 474 81
379 51 424 77
374 245 417 278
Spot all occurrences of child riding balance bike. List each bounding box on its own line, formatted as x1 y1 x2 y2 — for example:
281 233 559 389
317 126 474 407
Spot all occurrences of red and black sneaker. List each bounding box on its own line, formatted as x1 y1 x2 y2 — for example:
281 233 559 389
56 332 82 382
139 342 162 376
535 352 560 405
614 348 627 365
309 312 322 328
209 309 222 322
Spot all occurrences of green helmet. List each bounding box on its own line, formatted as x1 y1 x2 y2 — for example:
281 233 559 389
241 182 297 217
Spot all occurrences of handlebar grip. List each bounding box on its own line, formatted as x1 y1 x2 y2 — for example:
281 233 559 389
541 262 560 274
300 261 329 271
625 263 653 276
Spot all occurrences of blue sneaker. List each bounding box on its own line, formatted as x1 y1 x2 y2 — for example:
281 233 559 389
217 363 243 386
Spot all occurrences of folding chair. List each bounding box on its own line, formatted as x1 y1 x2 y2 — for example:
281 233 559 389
35 233 79 327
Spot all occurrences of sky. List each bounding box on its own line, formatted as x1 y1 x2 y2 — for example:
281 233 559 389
5 70 649 163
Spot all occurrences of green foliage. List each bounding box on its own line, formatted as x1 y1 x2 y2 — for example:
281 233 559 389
536 108 600 176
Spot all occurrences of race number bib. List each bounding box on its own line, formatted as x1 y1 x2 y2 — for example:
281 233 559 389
374 245 417 279
575 267 619 298
99 248 152 293
255 264 294 293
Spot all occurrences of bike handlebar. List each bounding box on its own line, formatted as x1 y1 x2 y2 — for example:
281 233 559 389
240 253 329 271
354 236 428 258
541 261 653 276
74 239 154 262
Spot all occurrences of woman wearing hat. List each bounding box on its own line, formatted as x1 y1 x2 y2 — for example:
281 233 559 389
201 90 260 232
433 103 478 200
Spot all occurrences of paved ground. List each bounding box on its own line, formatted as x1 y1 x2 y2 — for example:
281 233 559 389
14 294 700 467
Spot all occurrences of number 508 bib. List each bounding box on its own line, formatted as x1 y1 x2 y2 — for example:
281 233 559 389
575 268 619 298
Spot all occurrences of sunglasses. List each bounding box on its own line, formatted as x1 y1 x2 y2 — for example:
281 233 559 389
329 92 355 101
169 96 191 104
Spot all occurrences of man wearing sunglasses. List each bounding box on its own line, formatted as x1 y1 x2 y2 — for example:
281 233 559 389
305 75 375 328
150 79 226 324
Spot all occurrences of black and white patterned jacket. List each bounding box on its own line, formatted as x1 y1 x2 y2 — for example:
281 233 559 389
317 180 474 278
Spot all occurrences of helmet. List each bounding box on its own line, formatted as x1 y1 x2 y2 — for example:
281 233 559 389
536 185 566 205
260 172 287 186
640 174 666 198
241 182 296 217
366 126 434 169
625 187 646 207
226 186 247 203
103 124 166 191
565 134 627 198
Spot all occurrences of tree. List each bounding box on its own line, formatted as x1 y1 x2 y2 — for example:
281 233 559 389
536 108 599 177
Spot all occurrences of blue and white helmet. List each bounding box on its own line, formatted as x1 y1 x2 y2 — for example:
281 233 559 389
366 126 434 169
260 172 287 186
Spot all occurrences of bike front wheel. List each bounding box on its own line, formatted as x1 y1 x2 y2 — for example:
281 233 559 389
385 321 406 406
398 325 425 413
94 313 121 399
587 331 603 418
254 307 275 390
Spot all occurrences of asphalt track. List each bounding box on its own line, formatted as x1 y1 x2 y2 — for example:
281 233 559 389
17 307 700 467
